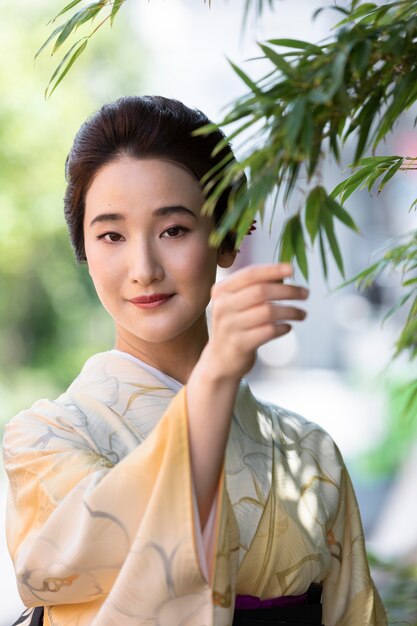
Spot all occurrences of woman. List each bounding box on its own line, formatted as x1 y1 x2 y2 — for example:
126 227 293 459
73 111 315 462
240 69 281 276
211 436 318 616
4 96 387 626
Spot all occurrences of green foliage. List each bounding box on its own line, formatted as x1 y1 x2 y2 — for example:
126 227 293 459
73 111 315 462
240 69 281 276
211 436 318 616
368 552 417 625
38 0 128 97
357 377 417 478
331 156 407 202
207 1 417 267
209 0 417 374
342 231 417 360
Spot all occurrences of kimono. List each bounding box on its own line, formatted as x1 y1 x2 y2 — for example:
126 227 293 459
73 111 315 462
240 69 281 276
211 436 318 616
3 350 387 626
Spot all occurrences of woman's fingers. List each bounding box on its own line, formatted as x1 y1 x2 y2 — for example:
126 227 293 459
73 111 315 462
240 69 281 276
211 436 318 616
239 322 293 353
207 263 309 380
222 282 308 313
212 264 308 311
212 263 294 295
235 303 307 330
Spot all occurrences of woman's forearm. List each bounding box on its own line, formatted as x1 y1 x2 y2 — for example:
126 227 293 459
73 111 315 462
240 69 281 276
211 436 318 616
186 349 240 528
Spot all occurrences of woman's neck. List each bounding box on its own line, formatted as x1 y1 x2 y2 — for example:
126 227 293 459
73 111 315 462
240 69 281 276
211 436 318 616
114 319 209 384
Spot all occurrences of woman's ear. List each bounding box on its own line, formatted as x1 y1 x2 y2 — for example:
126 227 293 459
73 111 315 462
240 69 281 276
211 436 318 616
217 246 238 269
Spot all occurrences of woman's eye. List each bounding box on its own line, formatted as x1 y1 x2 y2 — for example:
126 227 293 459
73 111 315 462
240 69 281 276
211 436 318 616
97 232 124 243
161 226 189 238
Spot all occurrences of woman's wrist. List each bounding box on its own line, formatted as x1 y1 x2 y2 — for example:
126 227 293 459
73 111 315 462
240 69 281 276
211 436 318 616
193 343 241 389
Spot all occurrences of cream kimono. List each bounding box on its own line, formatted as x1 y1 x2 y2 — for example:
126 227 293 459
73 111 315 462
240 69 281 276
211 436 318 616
3 350 387 626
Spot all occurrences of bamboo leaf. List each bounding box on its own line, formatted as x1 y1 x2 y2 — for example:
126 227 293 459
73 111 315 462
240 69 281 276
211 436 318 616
326 196 360 232
283 161 301 205
353 115 374 164
307 121 324 177
267 38 322 54
354 156 400 167
330 51 348 95
339 165 376 203
318 229 328 280
46 39 88 98
349 39 371 77
322 212 345 276
329 121 341 162
51 3 105 54
351 3 378 18
360 4 394 25
78 2 105 26
191 123 220 137
338 259 386 290
374 72 417 146
330 178 349 200
51 0 84 21
377 158 404 193
365 167 386 192
305 186 326 244
228 59 262 96
344 89 383 145
280 217 296 263
52 13 82 54
111 0 124 25
352 93 384 162
402 278 417 287
293 215 309 280
200 151 235 187
383 291 414 323
395 318 417 357
301 108 314 158
259 43 296 77
46 39 82 86
336 2 378 25
285 99 306 147
35 24 66 60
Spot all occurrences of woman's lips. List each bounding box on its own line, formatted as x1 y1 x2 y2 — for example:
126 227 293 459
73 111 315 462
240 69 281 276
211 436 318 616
129 294 174 309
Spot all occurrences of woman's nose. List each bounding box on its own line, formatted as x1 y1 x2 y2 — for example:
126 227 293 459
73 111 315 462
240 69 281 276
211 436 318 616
128 240 164 286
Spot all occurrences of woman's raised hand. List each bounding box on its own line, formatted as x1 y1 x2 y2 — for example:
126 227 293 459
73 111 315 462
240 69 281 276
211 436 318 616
187 263 309 526
203 263 308 382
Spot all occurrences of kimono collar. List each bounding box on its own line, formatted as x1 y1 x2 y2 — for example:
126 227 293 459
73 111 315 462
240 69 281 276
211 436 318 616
110 349 183 394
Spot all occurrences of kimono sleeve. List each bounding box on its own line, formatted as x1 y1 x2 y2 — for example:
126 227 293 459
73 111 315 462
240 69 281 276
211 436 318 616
3 388 217 625
322 465 388 626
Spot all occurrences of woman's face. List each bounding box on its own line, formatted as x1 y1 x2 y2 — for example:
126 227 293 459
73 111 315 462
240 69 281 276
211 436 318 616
83 156 234 352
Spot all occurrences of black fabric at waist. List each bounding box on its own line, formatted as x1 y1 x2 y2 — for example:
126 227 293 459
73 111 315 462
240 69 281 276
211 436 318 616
232 583 324 626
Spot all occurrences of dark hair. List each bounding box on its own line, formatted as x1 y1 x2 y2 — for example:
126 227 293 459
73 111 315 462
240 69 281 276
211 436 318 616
64 95 245 262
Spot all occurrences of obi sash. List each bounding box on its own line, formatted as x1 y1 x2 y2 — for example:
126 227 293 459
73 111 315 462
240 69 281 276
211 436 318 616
233 583 323 625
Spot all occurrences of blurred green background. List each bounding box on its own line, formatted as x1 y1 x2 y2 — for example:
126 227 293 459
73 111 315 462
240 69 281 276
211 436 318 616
0 0 146 421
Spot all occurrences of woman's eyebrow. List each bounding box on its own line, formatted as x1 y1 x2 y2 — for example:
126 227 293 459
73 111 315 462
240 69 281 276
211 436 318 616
89 212 125 227
153 205 198 220
89 206 198 228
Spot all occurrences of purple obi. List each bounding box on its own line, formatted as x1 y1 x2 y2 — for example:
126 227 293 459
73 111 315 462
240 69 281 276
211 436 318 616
235 591 308 609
